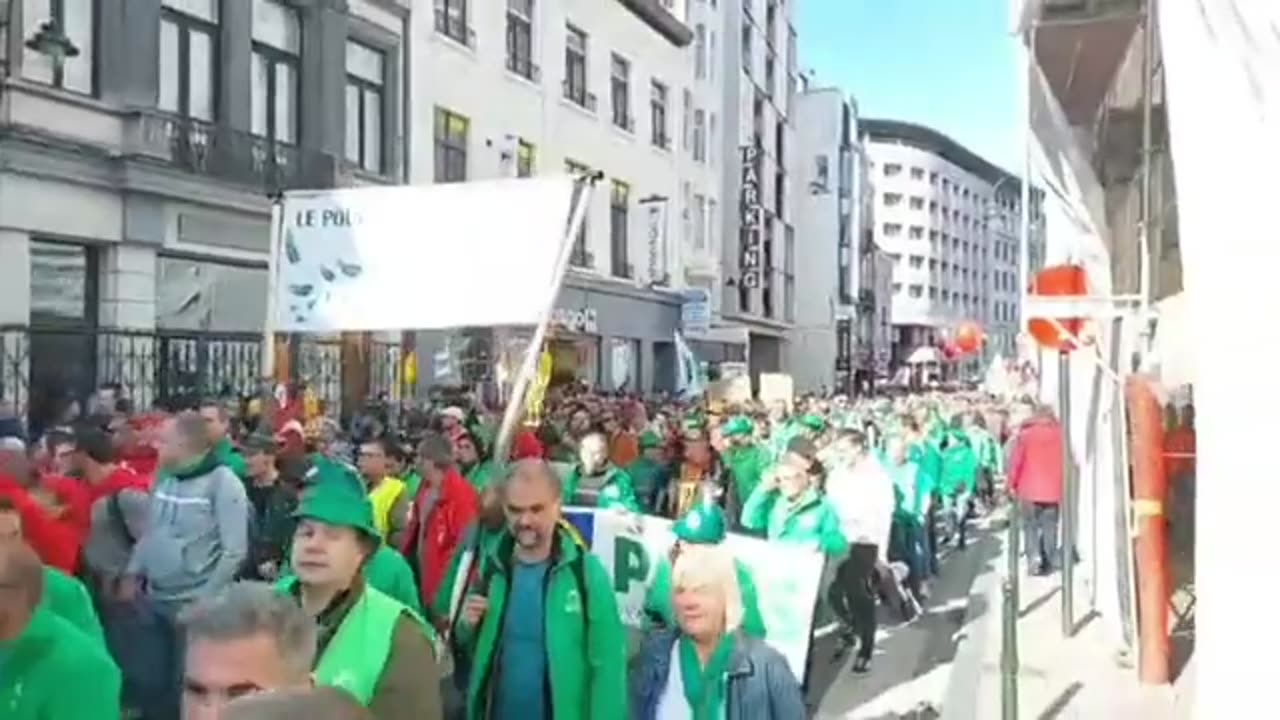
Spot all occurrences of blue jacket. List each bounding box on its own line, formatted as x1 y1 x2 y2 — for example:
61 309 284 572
629 629 806 720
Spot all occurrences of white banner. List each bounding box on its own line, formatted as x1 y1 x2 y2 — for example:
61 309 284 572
576 509 825 680
274 177 575 332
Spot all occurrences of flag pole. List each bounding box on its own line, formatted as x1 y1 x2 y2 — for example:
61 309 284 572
259 195 286 428
491 173 601 466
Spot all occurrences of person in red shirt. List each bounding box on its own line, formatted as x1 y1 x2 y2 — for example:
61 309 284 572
401 432 479 619
0 437 80 574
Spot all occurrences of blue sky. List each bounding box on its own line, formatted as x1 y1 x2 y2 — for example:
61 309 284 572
797 0 1019 170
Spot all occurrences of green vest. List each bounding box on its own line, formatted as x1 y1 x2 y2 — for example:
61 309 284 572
313 586 404 706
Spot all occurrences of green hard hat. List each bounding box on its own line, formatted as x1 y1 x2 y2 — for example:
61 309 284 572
722 415 754 437
294 460 380 542
672 503 727 545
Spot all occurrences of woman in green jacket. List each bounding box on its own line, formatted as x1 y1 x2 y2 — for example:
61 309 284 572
738 462 847 556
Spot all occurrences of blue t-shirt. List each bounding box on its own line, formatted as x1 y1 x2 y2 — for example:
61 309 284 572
494 559 550 720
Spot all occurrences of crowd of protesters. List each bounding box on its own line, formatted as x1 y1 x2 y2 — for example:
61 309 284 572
0 376 1103 720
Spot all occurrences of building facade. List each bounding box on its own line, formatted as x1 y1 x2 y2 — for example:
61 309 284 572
408 0 703 393
863 119 1043 376
715 0 800 384
0 0 410 422
790 86 877 394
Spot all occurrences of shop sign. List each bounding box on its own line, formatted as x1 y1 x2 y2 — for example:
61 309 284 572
643 199 669 284
553 306 598 334
739 144 762 288
680 288 711 336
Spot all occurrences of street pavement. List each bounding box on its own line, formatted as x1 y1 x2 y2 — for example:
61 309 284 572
806 516 1002 719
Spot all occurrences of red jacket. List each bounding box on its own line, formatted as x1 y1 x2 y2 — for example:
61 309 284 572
0 476 81 574
400 467 479 609
1008 416 1064 504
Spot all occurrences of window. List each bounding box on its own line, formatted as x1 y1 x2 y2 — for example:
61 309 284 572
692 109 705 160
883 163 902 177
909 284 923 299
564 24 592 109
908 226 924 239
929 286 938 300
23 0 96 94
708 30 716 81
610 180 631 278
566 159 592 266
692 194 707 250
929 171 938 185
158 0 218 121
695 24 706 79
344 41 385 173
516 139 535 178
707 113 717 166
909 255 924 269
882 192 902 207
929 200 938 213
434 0 472 47
506 0 536 80
882 223 902 237
681 89 692 150
909 196 924 210
251 0 301 144
740 21 751 71
433 106 468 182
910 166 924 180
610 54 632 130
651 80 669 149
892 283 903 295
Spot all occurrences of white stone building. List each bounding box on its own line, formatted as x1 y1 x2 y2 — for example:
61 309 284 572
411 0 727 393
790 85 879 394
863 119 1043 375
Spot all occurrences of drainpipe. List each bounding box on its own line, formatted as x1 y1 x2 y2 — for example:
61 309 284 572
1136 0 1156 361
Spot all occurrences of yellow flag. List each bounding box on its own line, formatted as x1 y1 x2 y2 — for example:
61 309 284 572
403 351 418 387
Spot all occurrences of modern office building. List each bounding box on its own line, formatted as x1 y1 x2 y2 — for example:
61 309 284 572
714 0 800 382
410 0 726 393
0 0 412 421
790 85 877 394
863 119 1043 374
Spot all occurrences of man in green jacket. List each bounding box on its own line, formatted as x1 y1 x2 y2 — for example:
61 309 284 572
624 430 669 513
0 541 121 719
739 441 847 556
455 459 627 720
561 431 641 511
720 416 768 526
278 470 442 719
199 397 248 481
939 426 979 549
642 503 767 637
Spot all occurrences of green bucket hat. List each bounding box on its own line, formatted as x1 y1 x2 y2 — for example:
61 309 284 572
672 503 727 545
294 460 380 542
721 415 754 438
638 430 663 450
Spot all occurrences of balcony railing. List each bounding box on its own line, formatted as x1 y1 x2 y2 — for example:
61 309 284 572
434 8 477 49
506 54 541 82
124 111 333 192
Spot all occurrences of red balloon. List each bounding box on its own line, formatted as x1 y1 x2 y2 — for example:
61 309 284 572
941 342 961 360
955 322 983 354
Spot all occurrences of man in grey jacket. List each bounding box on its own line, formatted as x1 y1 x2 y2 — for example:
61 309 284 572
122 410 249 720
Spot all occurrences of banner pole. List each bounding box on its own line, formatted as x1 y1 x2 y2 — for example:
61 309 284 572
491 174 601 466
261 197 285 383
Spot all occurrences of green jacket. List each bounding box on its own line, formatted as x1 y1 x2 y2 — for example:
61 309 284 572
739 485 847 556
213 437 248 480
940 431 980 496
0 606 121 719
643 555 767 638
430 522 505 627
722 443 768 505
968 427 1004 475
909 441 942 500
457 527 628 720
463 460 497 493
623 456 667 509
365 545 424 617
39 567 105 650
562 465 641 512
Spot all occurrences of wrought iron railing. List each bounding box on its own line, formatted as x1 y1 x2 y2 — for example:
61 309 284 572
124 110 333 192
0 326 410 430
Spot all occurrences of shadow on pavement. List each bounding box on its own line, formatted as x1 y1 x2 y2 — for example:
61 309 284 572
807 524 1001 718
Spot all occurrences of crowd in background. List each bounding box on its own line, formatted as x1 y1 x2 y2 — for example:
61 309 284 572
0 377 1095 720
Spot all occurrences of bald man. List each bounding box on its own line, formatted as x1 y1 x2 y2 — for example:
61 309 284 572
0 541 121 718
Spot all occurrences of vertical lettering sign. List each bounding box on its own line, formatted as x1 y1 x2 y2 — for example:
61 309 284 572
644 200 667 284
739 145 762 288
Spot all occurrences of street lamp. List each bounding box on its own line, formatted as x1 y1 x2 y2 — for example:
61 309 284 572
1 3 80 81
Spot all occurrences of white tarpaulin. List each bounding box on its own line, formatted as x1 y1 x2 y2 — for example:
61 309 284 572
1158 0 1280 710
273 177 575 332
